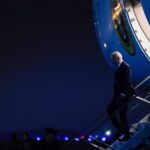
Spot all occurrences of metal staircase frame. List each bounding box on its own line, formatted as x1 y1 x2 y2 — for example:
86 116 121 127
134 75 150 104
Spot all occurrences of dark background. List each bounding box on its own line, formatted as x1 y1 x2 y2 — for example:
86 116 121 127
0 0 113 132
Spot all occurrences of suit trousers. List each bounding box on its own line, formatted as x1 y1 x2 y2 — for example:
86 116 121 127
107 95 130 135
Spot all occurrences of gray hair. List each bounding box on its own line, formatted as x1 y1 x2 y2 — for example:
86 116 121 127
111 51 123 60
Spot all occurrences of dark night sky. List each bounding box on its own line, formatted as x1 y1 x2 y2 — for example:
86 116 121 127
0 0 114 132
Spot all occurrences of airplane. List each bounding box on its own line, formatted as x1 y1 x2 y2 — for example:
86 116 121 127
93 0 150 87
92 0 150 149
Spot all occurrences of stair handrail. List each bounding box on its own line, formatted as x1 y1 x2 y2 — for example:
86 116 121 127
134 75 150 90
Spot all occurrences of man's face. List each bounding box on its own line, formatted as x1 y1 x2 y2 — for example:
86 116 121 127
112 56 120 65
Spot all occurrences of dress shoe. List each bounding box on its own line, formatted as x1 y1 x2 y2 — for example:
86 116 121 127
118 133 131 142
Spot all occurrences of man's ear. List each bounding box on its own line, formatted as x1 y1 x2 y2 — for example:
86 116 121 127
117 56 120 61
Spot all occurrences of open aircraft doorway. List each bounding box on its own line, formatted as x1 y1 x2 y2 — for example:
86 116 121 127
125 0 150 60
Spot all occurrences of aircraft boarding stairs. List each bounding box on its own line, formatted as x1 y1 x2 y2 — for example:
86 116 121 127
88 76 150 150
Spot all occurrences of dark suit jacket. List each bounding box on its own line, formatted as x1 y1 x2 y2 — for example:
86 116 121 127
114 61 135 97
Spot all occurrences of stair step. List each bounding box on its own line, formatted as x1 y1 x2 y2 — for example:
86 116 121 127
106 114 150 150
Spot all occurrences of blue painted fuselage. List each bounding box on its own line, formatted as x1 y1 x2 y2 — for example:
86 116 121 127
93 0 150 86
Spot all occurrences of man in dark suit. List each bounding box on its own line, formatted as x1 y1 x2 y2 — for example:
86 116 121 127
107 51 135 141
